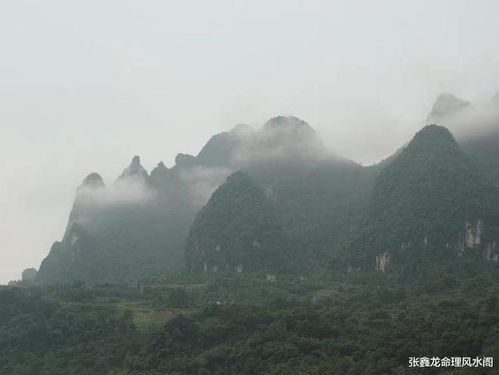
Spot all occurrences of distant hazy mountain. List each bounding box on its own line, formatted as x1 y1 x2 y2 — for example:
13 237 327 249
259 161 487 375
37 153 219 283
427 92 499 185
426 93 470 122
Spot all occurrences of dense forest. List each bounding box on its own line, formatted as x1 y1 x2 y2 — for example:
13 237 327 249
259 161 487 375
2 258 499 374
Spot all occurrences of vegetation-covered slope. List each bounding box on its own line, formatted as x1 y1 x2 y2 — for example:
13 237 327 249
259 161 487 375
346 125 499 272
247 160 373 269
36 157 201 284
185 172 288 273
35 116 368 284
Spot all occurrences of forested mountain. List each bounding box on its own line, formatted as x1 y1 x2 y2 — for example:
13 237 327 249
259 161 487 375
34 114 498 284
37 155 207 284
345 125 499 274
185 171 288 273
239 117 372 270
35 135 218 283
35 116 368 283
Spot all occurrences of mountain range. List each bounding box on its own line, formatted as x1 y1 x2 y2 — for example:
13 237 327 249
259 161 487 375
32 94 499 284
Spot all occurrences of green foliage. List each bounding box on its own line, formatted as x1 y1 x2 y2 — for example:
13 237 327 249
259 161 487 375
460 129 499 185
2 266 499 374
247 159 373 270
346 125 499 269
36 172 199 285
186 172 288 273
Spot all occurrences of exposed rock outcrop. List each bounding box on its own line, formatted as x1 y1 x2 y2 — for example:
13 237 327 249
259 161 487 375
465 220 484 248
485 242 498 262
375 252 390 273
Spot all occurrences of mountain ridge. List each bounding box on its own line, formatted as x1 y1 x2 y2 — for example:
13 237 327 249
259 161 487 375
33 116 499 284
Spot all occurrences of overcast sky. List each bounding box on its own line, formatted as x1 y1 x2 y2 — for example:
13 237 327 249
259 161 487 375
1 0 499 283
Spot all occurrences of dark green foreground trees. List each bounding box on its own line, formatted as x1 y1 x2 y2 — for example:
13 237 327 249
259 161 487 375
2 260 499 375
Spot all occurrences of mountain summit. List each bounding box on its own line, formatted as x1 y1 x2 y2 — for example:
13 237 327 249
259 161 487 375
119 155 149 181
185 171 288 273
259 116 325 159
81 172 105 188
346 124 498 272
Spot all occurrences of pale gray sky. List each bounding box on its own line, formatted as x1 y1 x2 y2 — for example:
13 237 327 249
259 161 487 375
2 0 499 283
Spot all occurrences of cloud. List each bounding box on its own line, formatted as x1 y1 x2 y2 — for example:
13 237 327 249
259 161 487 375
428 94 499 140
76 178 155 207
178 166 233 207
228 117 334 167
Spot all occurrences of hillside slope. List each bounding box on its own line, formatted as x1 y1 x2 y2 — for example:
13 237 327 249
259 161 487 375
345 125 499 273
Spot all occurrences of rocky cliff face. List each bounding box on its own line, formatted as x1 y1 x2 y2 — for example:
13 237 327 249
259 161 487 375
465 220 484 248
484 242 498 262
375 252 390 273
458 219 499 262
